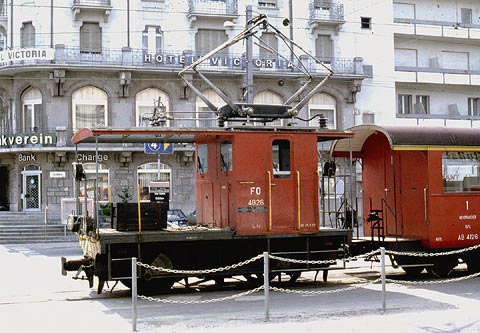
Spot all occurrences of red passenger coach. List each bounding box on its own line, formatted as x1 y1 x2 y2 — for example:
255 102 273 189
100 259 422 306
333 125 480 276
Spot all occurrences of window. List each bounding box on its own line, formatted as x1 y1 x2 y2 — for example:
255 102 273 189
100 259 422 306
397 94 412 114
315 35 333 63
142 26 162 54
80 22 102 53
197 144 208 175
415 95 429 114
461 8 472 25
22 87 42 133
361 17 371 29
220 140 232 172
442 51 468 70
21 22 35 48
258 0 276 8
72 86 108 130
135 88 170 127
308 92 336 129
195 29 228 55
468 98 480 116
272 140 290 178
137 162 171 201
196 89 222 127
254 91 283 126
79 163 109 201
443 152 480 193
259 32 277 58
0 27 5 51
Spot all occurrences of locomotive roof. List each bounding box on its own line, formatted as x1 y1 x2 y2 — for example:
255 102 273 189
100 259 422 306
71 126 353 145
332 125 480 156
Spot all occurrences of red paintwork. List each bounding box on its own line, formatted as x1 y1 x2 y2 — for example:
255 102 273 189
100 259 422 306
361 131 480 250
196 131 322 236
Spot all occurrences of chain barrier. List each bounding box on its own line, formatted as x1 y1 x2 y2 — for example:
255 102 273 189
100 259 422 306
385 244 480 257
386 271 480 285
270 277 382 295
136 253 263 275
268 254 337 265
138 286 264 304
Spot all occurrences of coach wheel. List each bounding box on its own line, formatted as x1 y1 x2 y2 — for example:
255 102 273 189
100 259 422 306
401 266 424 277
427 262 456 278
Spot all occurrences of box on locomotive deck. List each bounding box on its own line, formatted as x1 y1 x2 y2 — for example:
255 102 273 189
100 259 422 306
112 202 167 231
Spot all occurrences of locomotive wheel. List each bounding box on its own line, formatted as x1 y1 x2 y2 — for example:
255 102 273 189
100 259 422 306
401 266 424 277
122 253 177 295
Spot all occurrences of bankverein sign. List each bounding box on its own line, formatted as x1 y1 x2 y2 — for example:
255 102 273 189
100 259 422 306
0 48 55 62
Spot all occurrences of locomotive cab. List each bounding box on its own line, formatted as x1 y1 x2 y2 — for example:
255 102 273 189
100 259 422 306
195 129 340 235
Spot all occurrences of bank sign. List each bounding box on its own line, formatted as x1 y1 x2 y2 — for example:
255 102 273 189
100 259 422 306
0 48 55 62
0 133 56 148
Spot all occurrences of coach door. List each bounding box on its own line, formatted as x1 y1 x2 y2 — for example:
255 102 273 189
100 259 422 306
270 139 296 232
21 164 42 211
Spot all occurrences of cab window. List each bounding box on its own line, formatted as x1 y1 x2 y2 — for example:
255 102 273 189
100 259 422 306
220 140 232 172
197 144 208 175
272 139 290 178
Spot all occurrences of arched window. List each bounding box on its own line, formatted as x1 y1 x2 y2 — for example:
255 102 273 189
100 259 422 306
22 87 42 133
80 163 110 202
137 162 171 201
135 88 170 127
308 92 336 129
254 90 283 126
196 89 223 127
72 86 108 130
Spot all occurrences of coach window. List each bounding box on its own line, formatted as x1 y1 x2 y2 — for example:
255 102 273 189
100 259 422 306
442 152 480 192
197 144 208 175
220 140 232 172
272 140 290 178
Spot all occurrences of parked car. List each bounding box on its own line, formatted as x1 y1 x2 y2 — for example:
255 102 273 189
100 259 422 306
167 209 189 225
188 210 197 225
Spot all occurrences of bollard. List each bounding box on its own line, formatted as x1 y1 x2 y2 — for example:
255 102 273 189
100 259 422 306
263 251 270 321
132 257 138 332
380 247 386 313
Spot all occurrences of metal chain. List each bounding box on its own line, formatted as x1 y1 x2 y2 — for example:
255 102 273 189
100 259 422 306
386 271 480 285
137 254 263 275
270 278 382 295
138 286 264 304
268 254 337 265
386 244 480 257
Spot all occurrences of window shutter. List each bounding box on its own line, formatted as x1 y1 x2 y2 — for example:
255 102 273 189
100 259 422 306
80 23 101 53
315 35 332 62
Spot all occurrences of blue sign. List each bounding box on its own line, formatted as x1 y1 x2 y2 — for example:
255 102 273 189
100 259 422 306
144 143 174 154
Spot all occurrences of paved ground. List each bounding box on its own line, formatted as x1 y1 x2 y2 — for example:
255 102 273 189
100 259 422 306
2 242 480 333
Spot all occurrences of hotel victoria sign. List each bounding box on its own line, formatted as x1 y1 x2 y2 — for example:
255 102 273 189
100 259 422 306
144 53 298 69
0 48 55 62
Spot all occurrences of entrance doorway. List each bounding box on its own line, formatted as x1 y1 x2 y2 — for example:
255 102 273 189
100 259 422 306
0 166 8 210
21 164 42 211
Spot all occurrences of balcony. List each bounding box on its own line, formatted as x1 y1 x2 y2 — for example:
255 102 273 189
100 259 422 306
72 0 112 21
187 0 238 23
308 1 344 29
48 46 366 77
395 66 480 86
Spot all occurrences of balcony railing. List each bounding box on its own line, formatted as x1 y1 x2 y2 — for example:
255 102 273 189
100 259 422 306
188 0 238 17
44 46 365 76
309 1 344 25
73 0 112 7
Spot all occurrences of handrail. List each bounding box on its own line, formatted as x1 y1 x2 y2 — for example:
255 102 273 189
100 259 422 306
296 171 301 230
267 171 272 231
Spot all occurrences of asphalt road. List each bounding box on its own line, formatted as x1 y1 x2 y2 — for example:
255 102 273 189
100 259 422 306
1 242 480 333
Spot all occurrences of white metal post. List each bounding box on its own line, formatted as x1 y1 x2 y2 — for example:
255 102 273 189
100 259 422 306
380 247 386 313
263 251 270 321
132 257 138 331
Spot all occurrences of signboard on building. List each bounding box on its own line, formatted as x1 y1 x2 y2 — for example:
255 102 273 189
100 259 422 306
144 143 173 154
0 48 55 62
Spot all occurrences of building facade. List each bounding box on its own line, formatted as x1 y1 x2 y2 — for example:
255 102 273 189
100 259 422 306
6 0 451 222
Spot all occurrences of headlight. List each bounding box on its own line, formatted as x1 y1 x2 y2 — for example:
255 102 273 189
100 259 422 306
66 215 82 233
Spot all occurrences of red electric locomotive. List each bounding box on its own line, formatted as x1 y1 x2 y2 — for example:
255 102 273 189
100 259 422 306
332 125 480 276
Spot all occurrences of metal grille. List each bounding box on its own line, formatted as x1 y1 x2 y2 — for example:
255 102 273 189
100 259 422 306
25 175 40 209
